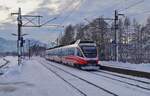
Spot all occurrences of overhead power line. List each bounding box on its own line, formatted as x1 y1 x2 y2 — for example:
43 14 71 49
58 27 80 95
39 0 77 26
86 0 124 20
60 0 84 26
119 0 144 12
127 10 150 17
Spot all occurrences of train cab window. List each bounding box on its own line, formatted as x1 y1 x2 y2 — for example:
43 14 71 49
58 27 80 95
77 49 83 57
80 46 97 58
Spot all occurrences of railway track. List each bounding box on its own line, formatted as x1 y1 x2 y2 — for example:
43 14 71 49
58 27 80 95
90 71 150 91
40 59 150 96
41 62 118 96
42 62 87 96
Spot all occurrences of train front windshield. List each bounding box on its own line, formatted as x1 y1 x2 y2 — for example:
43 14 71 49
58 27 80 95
80 46 97 58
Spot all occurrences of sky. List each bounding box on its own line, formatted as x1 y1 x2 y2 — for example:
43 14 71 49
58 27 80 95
0 0 149 44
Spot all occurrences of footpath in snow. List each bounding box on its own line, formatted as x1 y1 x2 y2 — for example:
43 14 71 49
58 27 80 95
0 56 81 96
100 61 150 73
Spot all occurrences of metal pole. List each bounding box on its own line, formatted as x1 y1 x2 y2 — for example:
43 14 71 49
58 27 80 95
28 40 31 59
114 10 124 62
18 8 22 65
114 10 118 61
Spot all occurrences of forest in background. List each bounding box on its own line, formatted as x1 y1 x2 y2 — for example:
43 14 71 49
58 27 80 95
58 16 150 63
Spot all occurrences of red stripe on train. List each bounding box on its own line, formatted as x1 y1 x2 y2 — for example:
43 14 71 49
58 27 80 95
64 55 87 65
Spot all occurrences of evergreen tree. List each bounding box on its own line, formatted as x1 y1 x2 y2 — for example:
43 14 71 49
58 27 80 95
75 23 85 40
59 25 75 45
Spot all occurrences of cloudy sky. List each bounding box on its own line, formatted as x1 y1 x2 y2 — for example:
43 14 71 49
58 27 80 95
0 0 149 43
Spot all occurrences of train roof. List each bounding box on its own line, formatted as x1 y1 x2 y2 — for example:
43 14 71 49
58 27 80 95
47 45 64 50
47 40 96 50
79 40 95 43
70 40 95 44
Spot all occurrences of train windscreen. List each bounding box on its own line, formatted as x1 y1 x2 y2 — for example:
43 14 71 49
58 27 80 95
80 46 97 58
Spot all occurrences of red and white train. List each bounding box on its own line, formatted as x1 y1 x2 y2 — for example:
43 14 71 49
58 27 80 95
45 40 100 70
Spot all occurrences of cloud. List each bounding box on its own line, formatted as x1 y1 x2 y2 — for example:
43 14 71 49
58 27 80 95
0 8 10 23
0 0 83 43
0 0 43 24
0 0 83 24
43 0 82 15
0 0 150 43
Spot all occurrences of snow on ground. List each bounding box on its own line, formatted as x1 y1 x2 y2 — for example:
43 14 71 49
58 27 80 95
0 56 81 96
0 56 18 75
100 61 150 73
0 56 10 74
4 56 18 67
0 56 149 96
42 59 150 96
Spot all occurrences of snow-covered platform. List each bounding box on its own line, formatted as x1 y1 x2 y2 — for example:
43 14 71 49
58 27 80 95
100 61 150 73
100 61 150 78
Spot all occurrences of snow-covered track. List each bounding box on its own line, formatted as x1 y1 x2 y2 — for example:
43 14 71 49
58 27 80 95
38 59 150 96
41 62 87 96
91 71 150 91
41 62 118 96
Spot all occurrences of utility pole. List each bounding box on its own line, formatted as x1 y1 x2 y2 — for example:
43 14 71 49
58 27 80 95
28 40 31 59
114 10 124 61
11 8 22 65
11 8 64 65
11 8 42 65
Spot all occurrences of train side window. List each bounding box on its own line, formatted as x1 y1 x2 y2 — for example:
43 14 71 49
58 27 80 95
68 48 74 55
61 49 64 56
71 48 75 55
58 49 61 56
64 48 68 56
